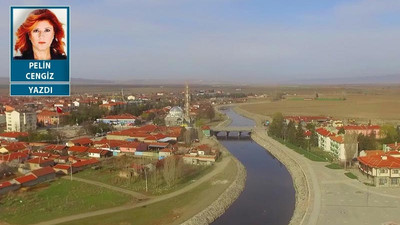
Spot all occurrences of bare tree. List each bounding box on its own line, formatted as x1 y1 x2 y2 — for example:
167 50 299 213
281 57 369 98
344 132 358 170
163 156 177 187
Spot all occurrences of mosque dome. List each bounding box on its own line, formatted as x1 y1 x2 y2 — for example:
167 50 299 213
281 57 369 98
169 106 184 117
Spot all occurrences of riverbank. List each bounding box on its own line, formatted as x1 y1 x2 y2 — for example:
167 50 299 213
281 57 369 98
233 106 312 225
181 143 246 225
179 108 246 225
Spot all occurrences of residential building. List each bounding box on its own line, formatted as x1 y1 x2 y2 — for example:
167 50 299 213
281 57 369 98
358 151 400 187
6 109 37 132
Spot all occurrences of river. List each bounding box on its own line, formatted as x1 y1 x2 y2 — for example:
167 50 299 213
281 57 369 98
211 108 295 225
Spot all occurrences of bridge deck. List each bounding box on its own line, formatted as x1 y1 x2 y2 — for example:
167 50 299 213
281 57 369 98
211 126 254 132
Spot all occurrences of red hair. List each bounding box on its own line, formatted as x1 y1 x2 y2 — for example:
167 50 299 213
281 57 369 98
15 9 65 56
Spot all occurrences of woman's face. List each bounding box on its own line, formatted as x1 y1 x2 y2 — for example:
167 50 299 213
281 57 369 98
29 20 54 52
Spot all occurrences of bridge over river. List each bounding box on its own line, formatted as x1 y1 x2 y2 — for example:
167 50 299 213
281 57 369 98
211 126 254 137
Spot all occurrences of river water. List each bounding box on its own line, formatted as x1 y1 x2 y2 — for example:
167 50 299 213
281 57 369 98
211 108 295 225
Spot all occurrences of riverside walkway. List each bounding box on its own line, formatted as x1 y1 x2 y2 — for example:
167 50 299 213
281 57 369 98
234 105 400 225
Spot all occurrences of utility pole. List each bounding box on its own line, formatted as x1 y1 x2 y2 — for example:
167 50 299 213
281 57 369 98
70 161 73 181
144 167 148 192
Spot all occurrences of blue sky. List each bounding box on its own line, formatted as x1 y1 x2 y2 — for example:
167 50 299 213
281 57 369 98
2 0 400 84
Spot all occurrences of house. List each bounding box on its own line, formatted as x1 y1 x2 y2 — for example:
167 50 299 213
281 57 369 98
88 148 111 158
183 145 219 165
14 174 38 187
67 146 89 156
0 142 28 154
27 158 54 170
66 138 93 147
40 144 67 154
72 158 99 172
339 125 382 139
96 114 137 125
37 110 69 126
30 166 56 183
0 151 29 163
383 142 400 152
358 151 400 187
53 164 74 175
0 181 20 195
0 132 28 142
201 126 211 137
148 142 170 151
119 142 141 154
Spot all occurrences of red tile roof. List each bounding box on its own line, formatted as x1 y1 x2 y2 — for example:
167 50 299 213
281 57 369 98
14 174 37 184
27 158 54 164
0 181 12 189
43 145 66 151
0 132 28 138
358 155 400 169
340 125 380 130
70 137 93 145
330 136 343 144
31 166 55 177
53 164 71 170
316 128 335 137
103 114 137 120
4 142 28 152
0 152 28 162
68 146 89 153
72 158 99 168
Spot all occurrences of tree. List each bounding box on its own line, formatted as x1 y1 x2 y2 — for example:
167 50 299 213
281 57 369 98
163 156 177 187
380 124 399 143
205 107 215 122
286 121 297 144
357 133 377 152
295 123 306 148
306 123 318 147
268 112 284 138
338 127 345 135
344 132 358 169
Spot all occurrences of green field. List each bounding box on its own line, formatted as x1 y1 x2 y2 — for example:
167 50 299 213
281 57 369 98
0 179 131 225
60 160 238 225
74 163 213 195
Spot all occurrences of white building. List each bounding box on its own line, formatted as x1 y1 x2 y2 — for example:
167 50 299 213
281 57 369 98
165 106 184 126
6 109 37 132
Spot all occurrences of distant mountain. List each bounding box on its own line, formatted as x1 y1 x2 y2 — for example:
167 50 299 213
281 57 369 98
286 74 400 85
1 74 399 86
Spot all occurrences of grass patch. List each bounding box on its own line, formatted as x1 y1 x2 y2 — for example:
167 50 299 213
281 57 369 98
344 172 358 179
364 182 375 187
74 160 214 196
325 163 343 169
59 160 238 225
272 137 331 162
315 98 345 101
0 179 131 225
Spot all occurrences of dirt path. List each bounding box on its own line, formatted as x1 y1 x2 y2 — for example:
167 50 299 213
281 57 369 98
33 155 232 225
61 176 149 200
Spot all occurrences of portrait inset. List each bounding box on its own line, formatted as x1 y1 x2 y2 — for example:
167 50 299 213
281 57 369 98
13 8 68 60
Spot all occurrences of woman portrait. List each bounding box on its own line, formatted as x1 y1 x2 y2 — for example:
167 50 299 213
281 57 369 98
14 9 67 60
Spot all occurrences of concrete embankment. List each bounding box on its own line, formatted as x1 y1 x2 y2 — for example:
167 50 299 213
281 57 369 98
233 106 310 225
181 154 246 225
182 109 246 225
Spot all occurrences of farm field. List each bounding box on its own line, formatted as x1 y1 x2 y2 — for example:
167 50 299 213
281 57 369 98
241 93 400 124
0 179 131 225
